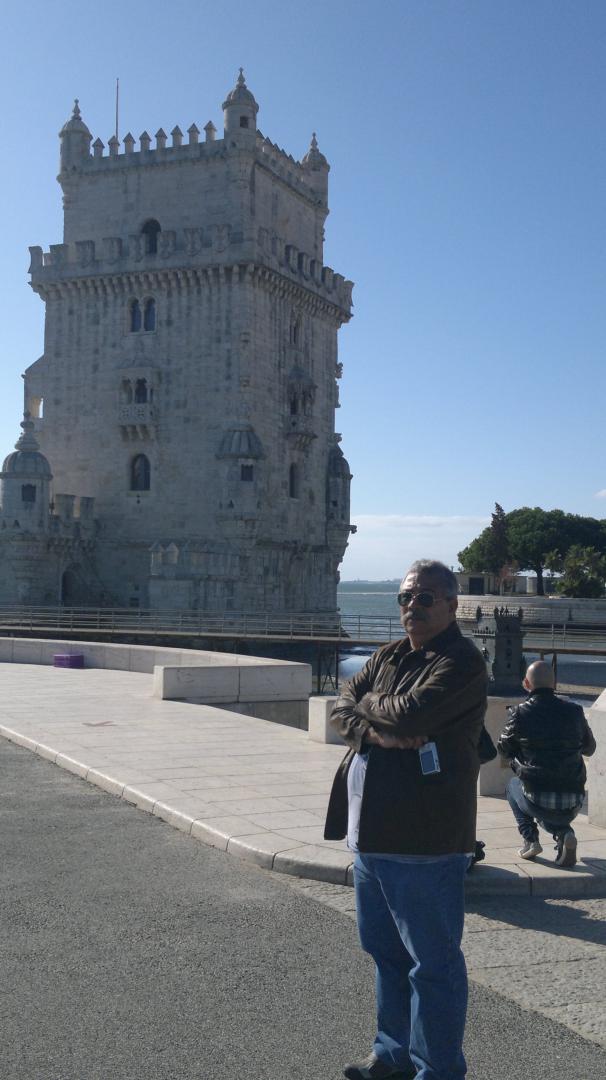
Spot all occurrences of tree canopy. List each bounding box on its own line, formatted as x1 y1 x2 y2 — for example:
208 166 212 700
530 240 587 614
458 505 606 596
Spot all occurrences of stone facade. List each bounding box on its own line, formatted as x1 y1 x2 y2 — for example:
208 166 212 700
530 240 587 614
1 72 354 610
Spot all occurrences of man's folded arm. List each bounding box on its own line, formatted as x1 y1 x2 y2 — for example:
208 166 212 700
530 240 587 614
356 654 487 738
330 658 380 752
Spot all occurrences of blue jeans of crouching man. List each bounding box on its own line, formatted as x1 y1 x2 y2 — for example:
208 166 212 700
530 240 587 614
506 776 579 842
354 852 469 1080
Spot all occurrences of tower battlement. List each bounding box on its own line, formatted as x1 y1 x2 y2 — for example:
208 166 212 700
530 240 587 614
29 227 353 315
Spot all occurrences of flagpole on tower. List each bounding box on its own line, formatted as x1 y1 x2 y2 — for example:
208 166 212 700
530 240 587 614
115 78 119 141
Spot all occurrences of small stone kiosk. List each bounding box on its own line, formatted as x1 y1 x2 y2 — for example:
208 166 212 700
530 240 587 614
472 607 526 795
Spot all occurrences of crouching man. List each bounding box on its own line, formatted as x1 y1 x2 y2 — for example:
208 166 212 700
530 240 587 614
498 660 596 867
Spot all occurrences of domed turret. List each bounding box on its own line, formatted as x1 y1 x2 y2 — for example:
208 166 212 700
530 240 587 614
59 99 92 173
302 133 329 204
0 414 52 531
222 68 259 140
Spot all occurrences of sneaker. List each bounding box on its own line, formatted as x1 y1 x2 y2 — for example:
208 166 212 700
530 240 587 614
519 838 543 860
343 1052 416 1079
555 829 577 868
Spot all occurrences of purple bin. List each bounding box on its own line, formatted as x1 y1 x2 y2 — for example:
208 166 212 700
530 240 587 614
53 654 85 669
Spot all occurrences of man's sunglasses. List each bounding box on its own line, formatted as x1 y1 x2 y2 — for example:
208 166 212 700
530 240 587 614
397 590 444 608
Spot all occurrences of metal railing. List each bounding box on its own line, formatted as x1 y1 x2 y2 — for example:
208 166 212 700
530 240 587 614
0 604 404 642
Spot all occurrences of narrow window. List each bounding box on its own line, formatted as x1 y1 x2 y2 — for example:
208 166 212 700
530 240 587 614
291 318 301 346
22 484 36 504
134 378 148 404
130 454 150 491
143 298 156 331
240 116 249 129
240 464 254 482
289 394 298 416
130 299 142 332
121 379 133 404
141 219 161 255
289 463 300 499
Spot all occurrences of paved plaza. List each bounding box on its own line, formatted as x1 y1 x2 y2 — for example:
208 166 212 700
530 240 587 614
2 661 606 1062
2 662 606 896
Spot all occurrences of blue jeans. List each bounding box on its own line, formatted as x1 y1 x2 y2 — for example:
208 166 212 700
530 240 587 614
506 776 579 842
354 853 469 1080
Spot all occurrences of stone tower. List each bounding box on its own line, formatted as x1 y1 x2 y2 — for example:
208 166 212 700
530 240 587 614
22 72 354 610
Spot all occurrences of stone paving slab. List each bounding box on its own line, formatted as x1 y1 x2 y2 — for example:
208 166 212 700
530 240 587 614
2 661 606 896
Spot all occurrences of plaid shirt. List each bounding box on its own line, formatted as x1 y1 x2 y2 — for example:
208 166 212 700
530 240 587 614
523 787 585 812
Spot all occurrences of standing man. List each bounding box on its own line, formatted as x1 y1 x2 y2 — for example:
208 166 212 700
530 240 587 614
498 660 596 867
325 560 487 1080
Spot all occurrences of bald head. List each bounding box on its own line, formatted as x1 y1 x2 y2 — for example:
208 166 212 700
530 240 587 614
524 660 555 691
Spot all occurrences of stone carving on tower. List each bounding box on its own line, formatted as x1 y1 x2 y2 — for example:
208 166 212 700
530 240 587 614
7 71 354 611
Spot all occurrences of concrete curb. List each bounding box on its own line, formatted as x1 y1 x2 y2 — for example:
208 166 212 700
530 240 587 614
3 722 606 898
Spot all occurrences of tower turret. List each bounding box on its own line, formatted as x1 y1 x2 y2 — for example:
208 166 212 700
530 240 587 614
0 414 52 531
302 133 329 205
59 100 92 174
222 68 258 142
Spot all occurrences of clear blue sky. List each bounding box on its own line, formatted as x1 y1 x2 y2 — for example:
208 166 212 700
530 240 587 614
2 1 605 579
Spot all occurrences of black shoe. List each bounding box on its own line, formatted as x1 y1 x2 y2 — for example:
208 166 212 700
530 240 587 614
555 829 577 868
468 839 486 869
343 1052 415 1079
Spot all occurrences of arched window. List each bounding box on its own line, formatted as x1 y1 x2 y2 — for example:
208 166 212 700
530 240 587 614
134 378 148 404
143 298 156 331
141 219 161 255
289 394 298 416
291 318 301 346
130 299 142 332
130 454 151 492
21 484 36 504
289 463 300 500
120 379 133 404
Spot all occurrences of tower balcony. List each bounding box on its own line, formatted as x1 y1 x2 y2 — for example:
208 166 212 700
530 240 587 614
118 403 156 440
285 416 316 451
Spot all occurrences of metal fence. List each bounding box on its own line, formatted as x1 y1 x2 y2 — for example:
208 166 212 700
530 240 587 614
0 604 605 647
0 605 403 642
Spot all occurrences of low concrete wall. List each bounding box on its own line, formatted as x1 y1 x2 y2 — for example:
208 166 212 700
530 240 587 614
479 695 524 796
0 636 312 729
588 690 606 826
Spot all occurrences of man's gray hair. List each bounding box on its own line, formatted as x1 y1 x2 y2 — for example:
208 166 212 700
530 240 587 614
406 560 459 598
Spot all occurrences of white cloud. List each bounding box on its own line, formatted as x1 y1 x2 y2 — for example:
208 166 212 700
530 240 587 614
340 513 490 580
595 490 606 499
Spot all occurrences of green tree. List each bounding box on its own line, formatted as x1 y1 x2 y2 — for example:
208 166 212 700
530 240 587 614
505 507 569 597
458 503 511 591
546 545 606 598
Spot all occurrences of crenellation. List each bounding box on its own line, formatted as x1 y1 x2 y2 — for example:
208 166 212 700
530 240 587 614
29 227 352 315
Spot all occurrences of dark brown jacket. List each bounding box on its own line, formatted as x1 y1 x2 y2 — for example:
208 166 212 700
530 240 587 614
324 622 488 855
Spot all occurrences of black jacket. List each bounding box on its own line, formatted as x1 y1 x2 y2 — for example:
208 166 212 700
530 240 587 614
497 688 596 794
324 623 487 856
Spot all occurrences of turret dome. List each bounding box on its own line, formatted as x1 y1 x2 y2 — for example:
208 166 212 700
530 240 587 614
1 415 52 479
59 99 92 140
222 68 259 114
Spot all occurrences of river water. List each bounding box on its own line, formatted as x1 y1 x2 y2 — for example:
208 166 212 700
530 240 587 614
337 587 605 702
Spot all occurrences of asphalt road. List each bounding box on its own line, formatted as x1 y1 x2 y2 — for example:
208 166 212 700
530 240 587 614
2 740 606 1080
